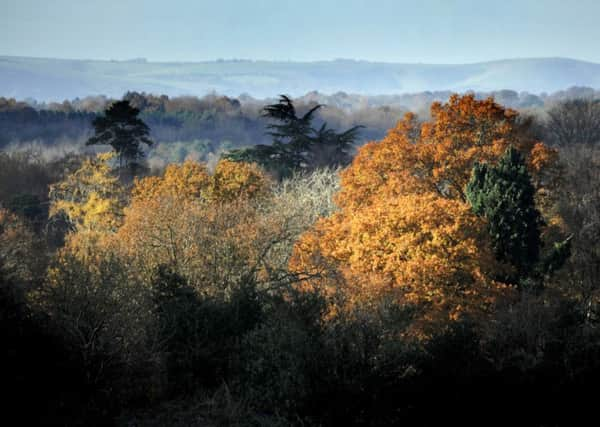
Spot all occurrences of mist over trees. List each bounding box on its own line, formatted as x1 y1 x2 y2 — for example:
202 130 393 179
0 86 599 180
225 95 362 177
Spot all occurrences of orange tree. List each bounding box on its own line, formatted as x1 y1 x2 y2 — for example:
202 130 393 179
112 159 275 292
291 94 559 329
130 159 268 204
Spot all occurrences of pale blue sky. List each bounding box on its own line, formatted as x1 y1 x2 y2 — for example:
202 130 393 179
2 0 600 64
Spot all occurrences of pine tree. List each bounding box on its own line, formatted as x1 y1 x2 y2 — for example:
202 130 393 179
86 100 153 172
466 146 569 284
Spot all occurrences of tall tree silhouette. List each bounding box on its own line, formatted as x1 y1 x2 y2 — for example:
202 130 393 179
225 95 362 177
86 100 153 171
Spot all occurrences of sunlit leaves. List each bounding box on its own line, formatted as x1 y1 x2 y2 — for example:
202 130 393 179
291 94 557 325
113 160 273 293
49 152 124 233
131 159 269 205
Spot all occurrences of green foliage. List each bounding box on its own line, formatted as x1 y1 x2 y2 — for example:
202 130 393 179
467 146 544 281
151 266 203 391
239 288 327 417
467 146 571 287
542 236 573 276
241 318 314 414
225 143 291 177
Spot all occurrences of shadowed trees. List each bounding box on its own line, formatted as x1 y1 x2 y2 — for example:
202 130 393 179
5 91 600 426
546 99 600 146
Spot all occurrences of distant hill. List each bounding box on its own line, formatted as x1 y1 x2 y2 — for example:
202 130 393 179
2 56 600 101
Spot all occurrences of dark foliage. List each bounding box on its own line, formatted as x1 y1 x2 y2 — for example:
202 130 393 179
224 95 362 177
467 146 544 280
151 266 264 395
546 99 600 146
467 146 571 287
87 100 153 169
0 269 106 425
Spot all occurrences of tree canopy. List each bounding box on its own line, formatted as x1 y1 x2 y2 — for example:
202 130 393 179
291 94 563 329
49 152 124 233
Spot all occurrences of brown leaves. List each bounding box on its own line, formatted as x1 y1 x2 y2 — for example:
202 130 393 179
0 208 38 282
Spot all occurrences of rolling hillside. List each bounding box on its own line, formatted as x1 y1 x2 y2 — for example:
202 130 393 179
1 55 600 101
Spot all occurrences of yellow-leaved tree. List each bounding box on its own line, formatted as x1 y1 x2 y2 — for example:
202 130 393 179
49 152 124 234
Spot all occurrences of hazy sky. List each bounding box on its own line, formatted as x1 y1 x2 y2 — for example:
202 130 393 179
2 0 600 64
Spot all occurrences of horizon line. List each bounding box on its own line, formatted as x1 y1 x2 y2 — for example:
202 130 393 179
1 54 600 67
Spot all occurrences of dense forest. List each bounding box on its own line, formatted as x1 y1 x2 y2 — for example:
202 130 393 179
2 91 600 426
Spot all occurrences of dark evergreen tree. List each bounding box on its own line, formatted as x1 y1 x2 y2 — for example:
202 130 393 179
86 100 153 171
467 146 543 280
310 122 361 169
467 146 571 285
225 95 362 177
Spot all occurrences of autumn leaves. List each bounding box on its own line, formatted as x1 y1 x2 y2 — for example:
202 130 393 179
49 94 566 333
291 94 563 328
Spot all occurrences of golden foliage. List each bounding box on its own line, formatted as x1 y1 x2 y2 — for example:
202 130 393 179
131 161 211 203
291 94 554 326
111 159 274 294
292 193 510 325
115 197 265 293
337 94 552 210
49 152 124 233
210 159 269 202
528 142 562 218
131 159 269 205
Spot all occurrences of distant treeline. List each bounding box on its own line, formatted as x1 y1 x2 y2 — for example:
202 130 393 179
2 86 600 160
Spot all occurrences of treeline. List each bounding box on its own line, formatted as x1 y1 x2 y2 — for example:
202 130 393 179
1 94 600 426
4 86 600 158
0 94 268 154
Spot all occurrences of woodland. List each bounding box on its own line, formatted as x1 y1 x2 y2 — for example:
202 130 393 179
2 91 600 426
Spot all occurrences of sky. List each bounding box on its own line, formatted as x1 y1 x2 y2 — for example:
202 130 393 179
2 0 600 64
